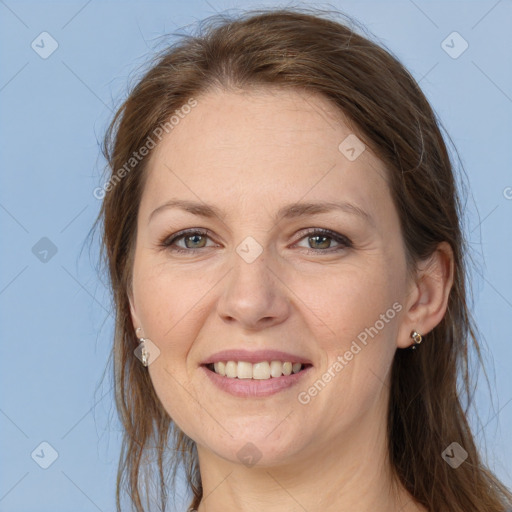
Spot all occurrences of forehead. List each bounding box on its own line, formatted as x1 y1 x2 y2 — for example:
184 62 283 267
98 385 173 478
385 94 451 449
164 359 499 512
141 87 389 219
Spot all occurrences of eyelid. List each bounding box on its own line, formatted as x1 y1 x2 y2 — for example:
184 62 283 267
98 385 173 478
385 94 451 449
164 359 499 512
295 227 353 249
160 228 213 248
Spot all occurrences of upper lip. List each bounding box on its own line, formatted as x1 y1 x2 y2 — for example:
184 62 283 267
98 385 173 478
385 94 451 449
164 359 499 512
200 349 313 366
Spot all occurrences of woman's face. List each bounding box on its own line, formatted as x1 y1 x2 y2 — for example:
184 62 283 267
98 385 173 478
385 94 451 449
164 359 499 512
129 88 415 467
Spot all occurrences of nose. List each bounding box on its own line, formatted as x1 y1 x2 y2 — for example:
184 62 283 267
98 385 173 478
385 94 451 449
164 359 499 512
216 250 291 330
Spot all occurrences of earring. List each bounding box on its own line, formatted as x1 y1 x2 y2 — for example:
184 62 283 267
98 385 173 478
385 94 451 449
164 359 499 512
410 330 423 350
136 327 149 367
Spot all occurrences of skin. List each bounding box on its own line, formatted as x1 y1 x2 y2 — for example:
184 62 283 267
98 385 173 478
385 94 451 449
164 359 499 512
128 87 454 512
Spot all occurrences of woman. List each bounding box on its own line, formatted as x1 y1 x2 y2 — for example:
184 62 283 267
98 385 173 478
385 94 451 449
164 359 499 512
94 7 512 512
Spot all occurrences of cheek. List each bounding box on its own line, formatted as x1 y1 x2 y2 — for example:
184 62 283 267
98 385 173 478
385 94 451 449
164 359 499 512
303 266 401 426
133 253 404 350
304 261 403 351
132 264 209 426
132 259 214 354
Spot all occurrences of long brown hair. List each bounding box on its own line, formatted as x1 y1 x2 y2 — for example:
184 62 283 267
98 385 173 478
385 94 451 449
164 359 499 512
93 7 512 512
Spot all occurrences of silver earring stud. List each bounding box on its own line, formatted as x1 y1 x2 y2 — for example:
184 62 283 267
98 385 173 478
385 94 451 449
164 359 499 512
410 330 423 350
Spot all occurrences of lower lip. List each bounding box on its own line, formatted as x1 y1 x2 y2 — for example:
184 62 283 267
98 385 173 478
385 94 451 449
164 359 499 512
200 365 313 398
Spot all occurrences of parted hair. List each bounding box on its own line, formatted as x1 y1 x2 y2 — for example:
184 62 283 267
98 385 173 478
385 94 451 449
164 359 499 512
94 7 512 512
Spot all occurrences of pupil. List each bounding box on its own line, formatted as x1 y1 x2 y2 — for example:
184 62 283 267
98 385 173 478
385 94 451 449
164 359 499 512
311 235 329 249
186 235 205 248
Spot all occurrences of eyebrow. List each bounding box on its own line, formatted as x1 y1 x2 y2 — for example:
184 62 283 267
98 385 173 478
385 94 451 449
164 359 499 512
148 199 373 226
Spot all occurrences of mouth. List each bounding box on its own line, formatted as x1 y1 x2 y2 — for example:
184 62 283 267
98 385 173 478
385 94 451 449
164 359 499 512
200 361 314 398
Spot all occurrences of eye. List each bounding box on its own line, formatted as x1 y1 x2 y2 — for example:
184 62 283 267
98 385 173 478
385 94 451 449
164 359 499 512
159 229 215 254
294 228 352 253
159 228 352 255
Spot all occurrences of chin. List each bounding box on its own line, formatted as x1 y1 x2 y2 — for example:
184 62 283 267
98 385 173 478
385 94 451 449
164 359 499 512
211 431 306 468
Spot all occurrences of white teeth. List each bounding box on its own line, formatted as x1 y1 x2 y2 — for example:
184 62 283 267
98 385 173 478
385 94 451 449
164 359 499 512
212 360 305 379
225 361 237 378
282 362 292 375
292 362 302 374
270 360 283 378
238 361 253 379
214 361 226 376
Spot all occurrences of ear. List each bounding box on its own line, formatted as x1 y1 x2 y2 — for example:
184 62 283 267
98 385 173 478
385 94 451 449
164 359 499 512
396 241 455 349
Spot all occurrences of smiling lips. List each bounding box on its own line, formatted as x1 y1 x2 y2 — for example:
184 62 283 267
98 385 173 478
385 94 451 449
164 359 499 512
201 348 312 380
200 348 313 395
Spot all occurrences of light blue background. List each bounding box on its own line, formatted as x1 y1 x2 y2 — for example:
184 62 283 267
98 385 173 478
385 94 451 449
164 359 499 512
1 1 511 511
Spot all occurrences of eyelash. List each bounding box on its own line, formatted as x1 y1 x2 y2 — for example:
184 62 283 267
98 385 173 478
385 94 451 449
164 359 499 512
159 228 353 255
